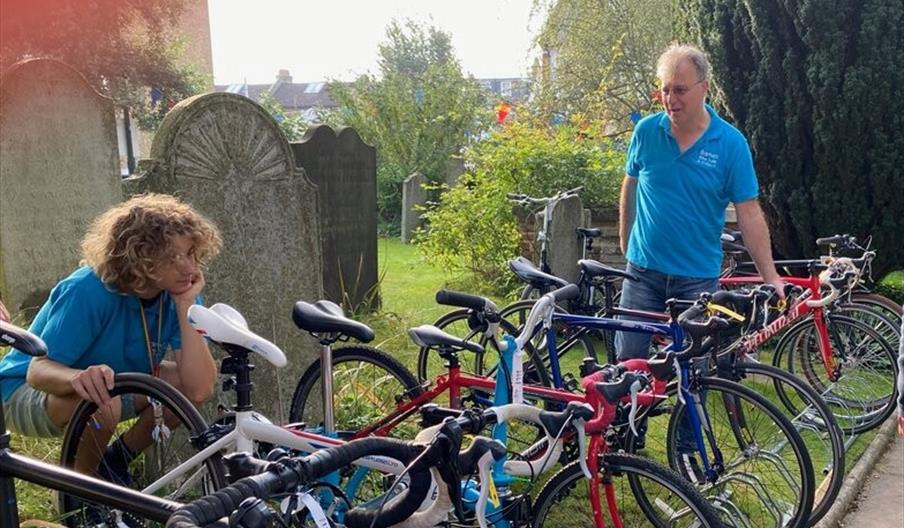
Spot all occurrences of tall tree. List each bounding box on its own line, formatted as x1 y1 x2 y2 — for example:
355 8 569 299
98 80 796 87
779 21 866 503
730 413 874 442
324 20 490 233
532 0 675 131
685 0 904 277
1 0 206 129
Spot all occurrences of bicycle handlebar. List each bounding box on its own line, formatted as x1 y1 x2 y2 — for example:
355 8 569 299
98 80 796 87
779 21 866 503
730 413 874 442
166 438 433 528
506 186 583 206
815 234 855 248
435 289 498 313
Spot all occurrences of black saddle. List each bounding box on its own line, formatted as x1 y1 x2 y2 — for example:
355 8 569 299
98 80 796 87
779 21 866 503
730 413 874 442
508 257 570 290
408 325 484 355
578 260 638 282
576 227 602 238
292 300 375 342
0 320 47 357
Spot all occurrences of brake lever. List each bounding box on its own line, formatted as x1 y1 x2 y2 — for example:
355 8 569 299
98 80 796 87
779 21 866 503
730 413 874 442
627 379 644 438
574 418 591 480
475 442 507 528
435 420 466 523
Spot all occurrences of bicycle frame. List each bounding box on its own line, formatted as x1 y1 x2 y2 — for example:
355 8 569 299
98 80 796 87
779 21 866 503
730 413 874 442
719 274 839 381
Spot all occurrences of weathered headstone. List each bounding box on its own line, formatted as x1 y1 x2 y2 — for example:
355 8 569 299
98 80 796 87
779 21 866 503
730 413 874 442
545 195 585 283
291 125 379 311
0 59 122 319
401 172 429 244
124 92 322 422
446 157 466 188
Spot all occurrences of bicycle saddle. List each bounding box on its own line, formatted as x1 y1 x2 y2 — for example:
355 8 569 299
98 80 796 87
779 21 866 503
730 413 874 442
508 257 570 289
292 300 375 342
577 259 638 282
0 320 47 357
408 325 484 354
576 227 602 238
188 304 287 367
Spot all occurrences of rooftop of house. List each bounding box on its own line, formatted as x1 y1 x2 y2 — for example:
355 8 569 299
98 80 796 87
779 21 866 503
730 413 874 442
215 69 530 111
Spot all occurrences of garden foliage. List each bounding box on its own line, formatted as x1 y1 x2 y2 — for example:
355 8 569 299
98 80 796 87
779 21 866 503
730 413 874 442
417 114 625 291
324 20 490 235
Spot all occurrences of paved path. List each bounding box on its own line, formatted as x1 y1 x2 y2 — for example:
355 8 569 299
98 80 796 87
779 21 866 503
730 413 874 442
839 434 904 527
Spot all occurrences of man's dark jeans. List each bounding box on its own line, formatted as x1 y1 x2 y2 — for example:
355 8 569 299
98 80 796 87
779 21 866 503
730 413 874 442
615 262 719 453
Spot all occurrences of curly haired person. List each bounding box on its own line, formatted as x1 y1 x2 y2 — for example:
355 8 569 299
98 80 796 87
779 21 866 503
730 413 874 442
0 194 222 482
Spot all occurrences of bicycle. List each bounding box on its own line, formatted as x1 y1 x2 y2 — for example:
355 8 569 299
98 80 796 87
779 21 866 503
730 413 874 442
59 301 587 527
0 319 217 527
641 286 847 526
515 288 816 527
719 255 899 433
532 365 726 527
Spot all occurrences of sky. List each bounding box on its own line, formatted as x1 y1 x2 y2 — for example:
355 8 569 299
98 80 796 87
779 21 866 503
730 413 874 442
208 0 544 85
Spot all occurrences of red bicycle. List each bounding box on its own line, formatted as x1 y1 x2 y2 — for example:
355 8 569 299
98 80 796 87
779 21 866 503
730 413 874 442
720 256 899 433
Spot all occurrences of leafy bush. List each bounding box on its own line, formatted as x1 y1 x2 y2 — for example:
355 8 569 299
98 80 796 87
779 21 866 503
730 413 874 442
416 173 522 294
417 114 627 291
875 271 904 305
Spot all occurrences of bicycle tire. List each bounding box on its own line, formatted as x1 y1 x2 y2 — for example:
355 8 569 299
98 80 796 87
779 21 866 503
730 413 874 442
288 346 424 439
773 313 898 433
415 308 551 389
58 373 227 527
624 376 815 528
736 360 845 525
851 291 903 320
531 452 725 527
834 301 901 353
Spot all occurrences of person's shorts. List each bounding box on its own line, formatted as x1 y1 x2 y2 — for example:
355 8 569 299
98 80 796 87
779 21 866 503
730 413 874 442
3 384 137 438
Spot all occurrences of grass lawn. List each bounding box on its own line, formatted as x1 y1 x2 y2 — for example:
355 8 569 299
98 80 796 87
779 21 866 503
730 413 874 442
2 238 892 523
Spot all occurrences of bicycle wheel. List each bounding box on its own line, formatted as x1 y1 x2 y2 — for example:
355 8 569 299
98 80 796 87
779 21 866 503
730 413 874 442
415 308 551 389
532 452 724 527
774 313 898 433
851 291 903 322
624 376 815 528
735 360 845 525
58 373 227 527
288 346 424 439
834 302 901 354
498 299 597 387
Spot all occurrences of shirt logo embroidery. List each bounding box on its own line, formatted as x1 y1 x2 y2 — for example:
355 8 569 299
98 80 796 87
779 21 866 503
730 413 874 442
697 149 719 168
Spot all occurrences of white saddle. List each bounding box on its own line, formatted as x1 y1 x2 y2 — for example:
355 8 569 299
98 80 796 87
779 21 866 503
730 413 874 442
188 303 287 368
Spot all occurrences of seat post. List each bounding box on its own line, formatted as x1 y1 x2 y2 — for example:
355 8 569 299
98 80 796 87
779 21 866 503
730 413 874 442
320 341 335 434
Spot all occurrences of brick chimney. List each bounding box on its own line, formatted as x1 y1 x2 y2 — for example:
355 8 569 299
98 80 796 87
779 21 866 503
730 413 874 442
276 69 293 83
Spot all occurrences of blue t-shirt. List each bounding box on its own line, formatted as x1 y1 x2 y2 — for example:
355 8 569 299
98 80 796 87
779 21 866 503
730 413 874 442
625 105 759 278
0 266 184 402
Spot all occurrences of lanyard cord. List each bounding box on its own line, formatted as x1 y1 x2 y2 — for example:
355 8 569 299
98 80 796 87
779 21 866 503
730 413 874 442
139 294 164 377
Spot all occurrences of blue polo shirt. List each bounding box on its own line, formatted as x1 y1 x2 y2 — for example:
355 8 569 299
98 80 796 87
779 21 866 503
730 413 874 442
625 105 759 278
0 266 184 402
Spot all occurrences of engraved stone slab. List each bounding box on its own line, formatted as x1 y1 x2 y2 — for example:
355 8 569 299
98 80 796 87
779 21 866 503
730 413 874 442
401 172 428 244
546 195 584 283
0 59 121 319
291 125 378 310
124 92 322 421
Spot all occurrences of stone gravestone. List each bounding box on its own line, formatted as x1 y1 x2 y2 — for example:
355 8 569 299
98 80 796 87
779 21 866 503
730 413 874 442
401 172 428 243
0 59 122 319
545 194 585 283
291 125 379 310
446 157 466 188
124 92 322 422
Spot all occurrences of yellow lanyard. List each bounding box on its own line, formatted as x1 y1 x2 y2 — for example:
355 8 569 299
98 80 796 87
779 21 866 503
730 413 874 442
139 295 164 377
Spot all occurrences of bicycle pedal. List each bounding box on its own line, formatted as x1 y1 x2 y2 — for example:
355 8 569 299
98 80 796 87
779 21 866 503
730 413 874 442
562 373 579 392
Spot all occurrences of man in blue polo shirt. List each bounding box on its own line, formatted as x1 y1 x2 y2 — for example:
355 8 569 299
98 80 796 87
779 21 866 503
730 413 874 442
617 43 784 359
616 44 784 472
